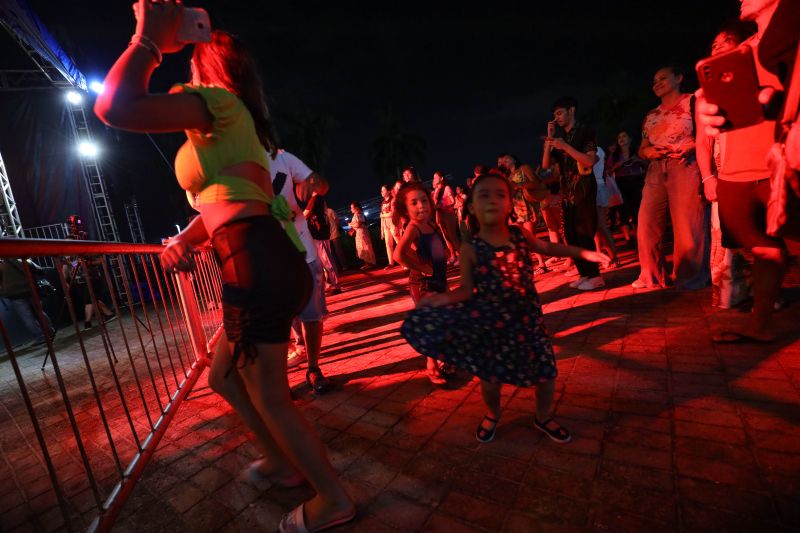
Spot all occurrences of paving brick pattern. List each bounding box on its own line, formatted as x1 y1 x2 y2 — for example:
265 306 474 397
3 242 800 532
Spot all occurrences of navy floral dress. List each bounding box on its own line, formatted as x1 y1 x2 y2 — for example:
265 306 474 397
400 226 557 386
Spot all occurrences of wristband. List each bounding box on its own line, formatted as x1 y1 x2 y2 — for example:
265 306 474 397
129 34 162 64
701 175 717 183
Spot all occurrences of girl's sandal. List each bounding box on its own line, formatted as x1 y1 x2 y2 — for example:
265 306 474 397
534 417 572 444
476 415 499 443
426 368 447 386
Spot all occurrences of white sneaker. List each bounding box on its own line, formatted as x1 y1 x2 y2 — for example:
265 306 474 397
287 349 307 369
569 276 587 288
576 276 605 291
563 266 580 278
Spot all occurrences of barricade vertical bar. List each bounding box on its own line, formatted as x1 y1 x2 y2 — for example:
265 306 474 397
175 271 210 363
106 254 155 430
123 255 166 414
19 259 104 510
161 256 196 368
80 257 140 470
166 269 200 365
149 254 192 376
140 255 181 389
0 320 74 531
128 256 171 399
53 258 131 473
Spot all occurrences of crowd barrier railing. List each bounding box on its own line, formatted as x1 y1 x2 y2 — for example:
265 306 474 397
0 239 223 532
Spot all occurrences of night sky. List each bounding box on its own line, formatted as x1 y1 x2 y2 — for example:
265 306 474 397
5 1 739 240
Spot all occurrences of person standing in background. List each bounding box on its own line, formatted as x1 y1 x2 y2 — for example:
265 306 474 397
326 206 347 273
379 184 397 269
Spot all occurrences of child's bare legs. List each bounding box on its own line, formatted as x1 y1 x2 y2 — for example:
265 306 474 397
521 220 547 269
595 206 618 265
533 379 570 442
480 379 502 426
534 379 555 421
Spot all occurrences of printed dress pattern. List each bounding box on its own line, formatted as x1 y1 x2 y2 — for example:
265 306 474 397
400 226 557 386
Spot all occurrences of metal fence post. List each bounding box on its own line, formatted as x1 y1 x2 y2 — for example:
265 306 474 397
175 271 210 364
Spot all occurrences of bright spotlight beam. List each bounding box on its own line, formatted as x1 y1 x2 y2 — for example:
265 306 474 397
78 141 99 158
89 81 105 94
66 90 83 105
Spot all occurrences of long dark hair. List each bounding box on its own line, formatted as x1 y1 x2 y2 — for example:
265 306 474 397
392 181 433 228
192 31 279 156
611 130 639 164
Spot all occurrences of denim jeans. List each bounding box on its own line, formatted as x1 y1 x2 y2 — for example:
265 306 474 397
636 159 709 289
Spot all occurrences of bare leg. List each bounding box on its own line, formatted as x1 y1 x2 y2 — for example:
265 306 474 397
239 343 353 528
522 220 547 268
207 334 298 479
595 206 618 263
535 380 555 421
303 320 324 369
84 303 94 323
480 380 502 420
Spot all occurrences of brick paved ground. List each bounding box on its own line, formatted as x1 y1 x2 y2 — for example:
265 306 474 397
3 240 800 532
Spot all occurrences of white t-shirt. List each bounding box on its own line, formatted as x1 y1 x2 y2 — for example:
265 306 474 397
593 146 606 185
269 150 317 263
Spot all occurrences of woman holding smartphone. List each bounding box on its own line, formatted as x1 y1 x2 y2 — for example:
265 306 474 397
95 2 354 531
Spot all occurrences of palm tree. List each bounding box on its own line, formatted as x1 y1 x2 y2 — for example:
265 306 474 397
276 106 338 172
370 106 427 183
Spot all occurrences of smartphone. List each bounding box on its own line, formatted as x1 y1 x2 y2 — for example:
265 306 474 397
547 121 556 139
695 46 764 131
177 7 211 44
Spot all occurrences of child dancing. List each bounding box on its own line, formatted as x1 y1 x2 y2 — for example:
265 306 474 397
392 182 452 385
401 172 608 442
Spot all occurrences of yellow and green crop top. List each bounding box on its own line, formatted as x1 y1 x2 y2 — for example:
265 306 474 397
172 83 270 208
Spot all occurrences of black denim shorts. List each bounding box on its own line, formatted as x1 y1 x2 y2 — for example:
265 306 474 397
211 216 311 367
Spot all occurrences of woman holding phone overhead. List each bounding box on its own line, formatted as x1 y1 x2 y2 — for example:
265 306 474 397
94 2 354 531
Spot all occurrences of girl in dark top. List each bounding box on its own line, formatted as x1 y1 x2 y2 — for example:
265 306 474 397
392 182 451 385
607 130 648 246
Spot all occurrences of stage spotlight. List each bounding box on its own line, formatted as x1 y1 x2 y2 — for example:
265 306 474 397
65 90 83 105
78 141 99 158
89 81 105 94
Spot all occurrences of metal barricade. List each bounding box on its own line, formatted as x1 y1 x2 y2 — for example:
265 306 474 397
0 239 223 532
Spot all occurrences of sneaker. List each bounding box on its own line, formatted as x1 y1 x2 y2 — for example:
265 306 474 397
325 287 342 295
569 276 587 288
576 276 605 291
287 349 307 369
84 321 93 329
631 279 650 289
563 266 580 278
545 257 564 267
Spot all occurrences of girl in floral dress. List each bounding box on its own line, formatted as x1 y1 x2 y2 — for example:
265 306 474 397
401 173 607 443
350 202 376 270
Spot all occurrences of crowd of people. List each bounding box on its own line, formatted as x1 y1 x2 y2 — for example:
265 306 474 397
89 0 797 530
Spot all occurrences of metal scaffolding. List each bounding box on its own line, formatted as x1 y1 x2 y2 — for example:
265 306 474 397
124 197 145 244
0 150 23 237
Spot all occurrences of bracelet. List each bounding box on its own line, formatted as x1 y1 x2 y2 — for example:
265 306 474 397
701 175 717 183
129 34 162 64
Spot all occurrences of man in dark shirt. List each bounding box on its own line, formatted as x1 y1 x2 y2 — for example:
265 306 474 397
542 97 604 290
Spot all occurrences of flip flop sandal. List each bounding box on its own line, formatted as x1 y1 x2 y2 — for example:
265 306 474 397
278 502 357 533
534 417 572 444
476 415 499 443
